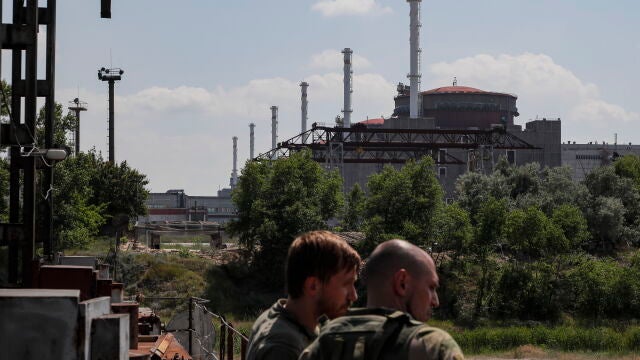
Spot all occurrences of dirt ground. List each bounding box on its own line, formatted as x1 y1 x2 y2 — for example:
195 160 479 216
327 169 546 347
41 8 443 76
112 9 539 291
469 345 640 360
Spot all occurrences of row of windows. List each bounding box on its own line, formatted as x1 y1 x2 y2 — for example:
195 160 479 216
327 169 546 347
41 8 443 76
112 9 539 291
575 154 601 160
207 207 237 214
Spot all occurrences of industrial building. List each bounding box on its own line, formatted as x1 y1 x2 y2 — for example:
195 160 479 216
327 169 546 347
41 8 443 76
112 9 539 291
143 0 640 216
138 188 237 224
253 0 638 199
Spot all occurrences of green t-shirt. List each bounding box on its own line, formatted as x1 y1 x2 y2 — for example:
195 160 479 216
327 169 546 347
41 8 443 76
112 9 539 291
246 299 317 360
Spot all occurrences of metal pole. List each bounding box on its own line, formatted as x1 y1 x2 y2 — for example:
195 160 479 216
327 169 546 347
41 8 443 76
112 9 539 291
43 0 57 260
22 0 39 286
8 0 23 285
249 123 255 159
75 108 81 154
188 297 193 355
108 79 115 163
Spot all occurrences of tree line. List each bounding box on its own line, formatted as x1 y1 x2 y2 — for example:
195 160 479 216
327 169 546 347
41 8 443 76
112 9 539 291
230 150 640 323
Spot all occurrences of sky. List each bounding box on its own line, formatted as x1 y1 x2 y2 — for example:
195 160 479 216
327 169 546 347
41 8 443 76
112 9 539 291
2 0 639 195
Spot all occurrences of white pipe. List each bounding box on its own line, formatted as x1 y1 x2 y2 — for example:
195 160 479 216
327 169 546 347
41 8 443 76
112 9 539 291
271 106 278 151
407 0 422 119
249 123 255 159
342 48 353 127
231 136 238 188
300 82 309 134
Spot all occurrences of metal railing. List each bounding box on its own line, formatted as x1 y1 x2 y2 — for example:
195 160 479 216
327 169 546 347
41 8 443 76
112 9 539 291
192 299 249 360
141 296 248 360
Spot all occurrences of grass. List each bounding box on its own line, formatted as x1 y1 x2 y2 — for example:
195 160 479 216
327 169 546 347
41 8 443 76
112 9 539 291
448 324 640 354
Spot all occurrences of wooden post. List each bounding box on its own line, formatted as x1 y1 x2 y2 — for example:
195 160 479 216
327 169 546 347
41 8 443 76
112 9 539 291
226 323 234 360
219 321 226 359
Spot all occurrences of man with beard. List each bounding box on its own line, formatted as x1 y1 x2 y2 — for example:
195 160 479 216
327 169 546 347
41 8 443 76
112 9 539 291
246 231 361 360
300 239 464 360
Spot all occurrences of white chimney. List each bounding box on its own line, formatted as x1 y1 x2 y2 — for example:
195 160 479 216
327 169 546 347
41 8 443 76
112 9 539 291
231 136 238 188
271 105 278 152
407 0 422 119
342 48 353 128
300 82 309 134
249 123 255 159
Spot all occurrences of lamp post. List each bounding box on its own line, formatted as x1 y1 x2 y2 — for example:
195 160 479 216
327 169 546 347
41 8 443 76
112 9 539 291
98 67 124 163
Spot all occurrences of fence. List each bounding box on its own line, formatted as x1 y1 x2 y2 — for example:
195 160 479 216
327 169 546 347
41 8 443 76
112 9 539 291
144 296 248 360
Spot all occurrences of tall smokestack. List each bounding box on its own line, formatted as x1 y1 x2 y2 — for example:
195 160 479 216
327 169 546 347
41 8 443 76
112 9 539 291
231 136 238 188
407 0 422 119
300 82 309 134
249 123 255 159
342 48 353 128
271 106 278 152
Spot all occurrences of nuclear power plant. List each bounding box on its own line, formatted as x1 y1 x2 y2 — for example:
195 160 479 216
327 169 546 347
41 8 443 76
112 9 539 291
142 0 640 222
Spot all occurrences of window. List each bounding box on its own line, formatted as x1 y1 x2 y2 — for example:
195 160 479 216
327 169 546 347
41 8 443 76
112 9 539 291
507 150 516 165
438 149 447 163
438 167 447 178
576 154 601 160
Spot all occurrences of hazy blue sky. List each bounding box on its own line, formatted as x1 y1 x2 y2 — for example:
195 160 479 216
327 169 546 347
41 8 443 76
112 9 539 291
3 1 639 194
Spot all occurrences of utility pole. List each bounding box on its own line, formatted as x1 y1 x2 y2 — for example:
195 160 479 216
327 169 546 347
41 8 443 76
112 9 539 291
68 98 88 155
98 67 124 163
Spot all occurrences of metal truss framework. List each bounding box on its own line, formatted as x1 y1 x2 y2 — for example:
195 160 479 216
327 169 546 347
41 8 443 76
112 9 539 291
256 124 540 168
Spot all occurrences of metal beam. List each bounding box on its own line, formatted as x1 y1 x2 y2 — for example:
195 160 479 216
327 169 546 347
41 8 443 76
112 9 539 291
256 123 539 166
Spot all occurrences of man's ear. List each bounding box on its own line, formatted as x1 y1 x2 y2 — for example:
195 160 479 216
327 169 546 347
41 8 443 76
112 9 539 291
303 276 322 298
392 269 410 297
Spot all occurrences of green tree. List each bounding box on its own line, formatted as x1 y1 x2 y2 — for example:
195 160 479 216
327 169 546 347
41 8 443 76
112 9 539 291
471 196 508 319
53 151 106 249
228 150 344 289
90 159 149 220
614 155 640 191
583 165 640 226
0 79 10 120
551 204 590 249
342 183 365 231
433 203 473 257
364 156 443 247
502 206 567 259
36 103 76 149
52 150 149 249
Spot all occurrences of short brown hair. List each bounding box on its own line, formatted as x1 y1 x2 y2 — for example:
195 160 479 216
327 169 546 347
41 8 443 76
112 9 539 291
286 231 361 299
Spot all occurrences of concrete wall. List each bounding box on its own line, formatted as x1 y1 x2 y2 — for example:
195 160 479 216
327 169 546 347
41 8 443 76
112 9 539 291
0 289 82 360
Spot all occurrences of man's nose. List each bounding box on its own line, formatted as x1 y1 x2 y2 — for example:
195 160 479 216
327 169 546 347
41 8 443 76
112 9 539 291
432 291 440 308
349 285 358 302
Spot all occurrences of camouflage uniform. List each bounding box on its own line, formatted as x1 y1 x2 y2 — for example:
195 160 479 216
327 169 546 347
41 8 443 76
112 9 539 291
299 308 464 360
246 299 317 360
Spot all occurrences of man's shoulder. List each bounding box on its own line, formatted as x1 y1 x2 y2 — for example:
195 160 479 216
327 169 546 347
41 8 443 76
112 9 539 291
247 302 312 360
409 326 464 360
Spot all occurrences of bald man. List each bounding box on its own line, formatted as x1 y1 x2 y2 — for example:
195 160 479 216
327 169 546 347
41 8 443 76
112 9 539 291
300 239 464 360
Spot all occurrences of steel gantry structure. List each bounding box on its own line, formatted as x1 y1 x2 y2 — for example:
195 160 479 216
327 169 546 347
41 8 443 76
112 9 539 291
255 123 539 171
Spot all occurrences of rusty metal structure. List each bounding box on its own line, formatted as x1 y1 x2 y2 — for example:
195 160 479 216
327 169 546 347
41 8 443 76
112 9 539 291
255 123 538 171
